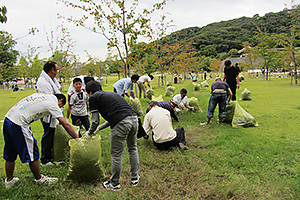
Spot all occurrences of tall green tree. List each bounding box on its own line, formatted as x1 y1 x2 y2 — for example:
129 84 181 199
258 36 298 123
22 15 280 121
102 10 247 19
278 3 300 84
254 32 279 80
0 31 19 83
0 6 7 23
59 0 167 77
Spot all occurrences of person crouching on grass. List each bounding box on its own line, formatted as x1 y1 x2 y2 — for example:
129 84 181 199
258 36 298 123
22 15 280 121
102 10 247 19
201 78 232 125
3 93 79 189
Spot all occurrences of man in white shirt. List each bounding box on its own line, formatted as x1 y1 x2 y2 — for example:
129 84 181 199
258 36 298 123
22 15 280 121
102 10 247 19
137 75 154 98
3 93 79 188
143 101 188 150
36 61 61 165
172 88 193 110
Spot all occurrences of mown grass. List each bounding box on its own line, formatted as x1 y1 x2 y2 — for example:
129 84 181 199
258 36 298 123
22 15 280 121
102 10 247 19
0 74 300 199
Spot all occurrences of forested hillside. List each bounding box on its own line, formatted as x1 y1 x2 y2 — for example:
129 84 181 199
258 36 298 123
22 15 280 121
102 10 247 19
166 10 293 56
128 9 299 75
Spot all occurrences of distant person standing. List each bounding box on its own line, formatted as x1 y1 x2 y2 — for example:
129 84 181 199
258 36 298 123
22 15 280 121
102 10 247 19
235 63 240 73
137 74 154 98
223 60 239 101
35 61 61 165
113 74 139 100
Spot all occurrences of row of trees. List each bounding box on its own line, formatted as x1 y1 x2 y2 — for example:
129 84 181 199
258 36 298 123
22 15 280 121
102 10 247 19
1 1 300 86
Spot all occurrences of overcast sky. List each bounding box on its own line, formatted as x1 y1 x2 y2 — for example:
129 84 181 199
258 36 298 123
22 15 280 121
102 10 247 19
0 0 297 62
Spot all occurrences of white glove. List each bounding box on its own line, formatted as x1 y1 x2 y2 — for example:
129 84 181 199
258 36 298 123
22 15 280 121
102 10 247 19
129 96 134 101
66 118 69 123
83 132 93 140
93 126 101 134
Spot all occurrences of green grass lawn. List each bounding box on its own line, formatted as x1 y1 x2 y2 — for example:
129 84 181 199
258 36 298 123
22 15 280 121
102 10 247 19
0 74 300 199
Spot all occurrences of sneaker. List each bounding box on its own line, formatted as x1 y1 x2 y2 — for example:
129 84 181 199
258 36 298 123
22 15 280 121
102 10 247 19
102 180 121 191
179 143 189 150
41 162 54 167
34 175 58 185
5 177 19 189
131 175 140 186
200 122 209 125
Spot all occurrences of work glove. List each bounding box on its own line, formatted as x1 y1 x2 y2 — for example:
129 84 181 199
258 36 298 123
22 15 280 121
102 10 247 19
93 126 101 134
83 132 93 140
129 96 134 101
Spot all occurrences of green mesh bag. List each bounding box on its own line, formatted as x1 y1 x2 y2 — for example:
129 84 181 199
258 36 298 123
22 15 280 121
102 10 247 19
129 98 144 116
165 86 176 96
146 89 154 100
193 83 201 91
240 88 252 101
201 80 209 87
232 102 258 127
67 135 106 182
188 97 203 112
152 95 164 102
53 124 79 162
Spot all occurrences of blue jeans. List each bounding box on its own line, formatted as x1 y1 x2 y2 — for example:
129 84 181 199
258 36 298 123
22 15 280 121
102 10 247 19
71 115 90 131
207 93 227 119
41 120 55 164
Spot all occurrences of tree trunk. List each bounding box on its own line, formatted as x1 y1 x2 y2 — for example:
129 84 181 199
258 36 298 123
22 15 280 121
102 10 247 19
294 65 298 84
160 65 164 86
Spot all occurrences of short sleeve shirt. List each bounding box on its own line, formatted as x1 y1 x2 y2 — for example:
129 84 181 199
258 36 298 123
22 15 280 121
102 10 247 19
69 91 88 116
138 75 151 83
5 93 63 126
211 81 229 92
113 77 134 95
224 66 239 84
172 94 189 106
88 91 136 128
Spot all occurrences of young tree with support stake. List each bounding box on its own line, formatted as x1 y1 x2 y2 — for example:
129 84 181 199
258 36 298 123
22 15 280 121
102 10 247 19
58 0 167 78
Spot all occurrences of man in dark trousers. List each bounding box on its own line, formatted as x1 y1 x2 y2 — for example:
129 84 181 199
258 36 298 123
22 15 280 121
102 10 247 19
83 81 139 191
223 60 239 101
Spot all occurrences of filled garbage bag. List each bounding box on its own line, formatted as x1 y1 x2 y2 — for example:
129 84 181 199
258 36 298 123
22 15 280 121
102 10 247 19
201 80 209 87
188 97 203 112
53 125 79 162
223 101 236 124
152 95 164 102
232 102 258 127
146 89 154 100
193 83 201 91
129 98 144 117
165 86 176 96
223 101 258 127
67 135 105 182
240 88 252 101
166 81 172 87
